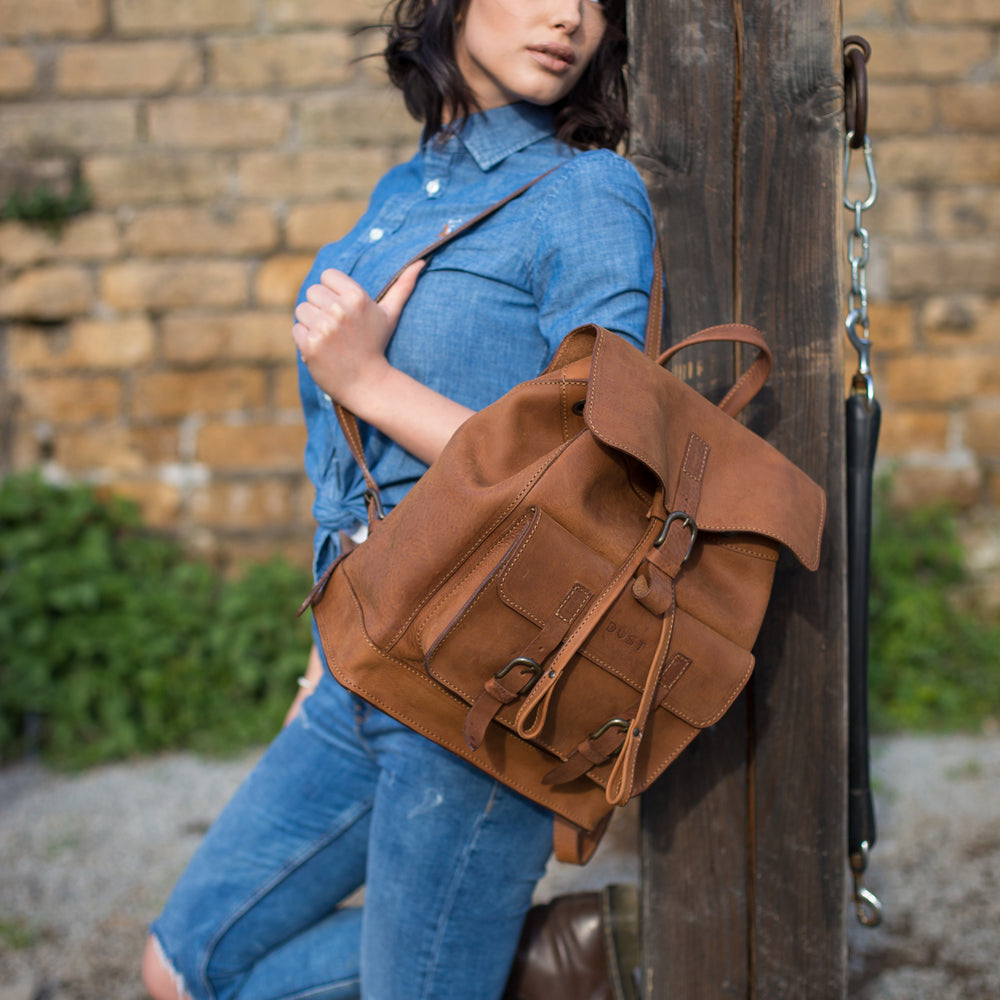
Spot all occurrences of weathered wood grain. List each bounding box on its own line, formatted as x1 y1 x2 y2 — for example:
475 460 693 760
632 0 847 995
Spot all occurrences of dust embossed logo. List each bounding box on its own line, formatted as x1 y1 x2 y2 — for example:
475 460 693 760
604 620 646 652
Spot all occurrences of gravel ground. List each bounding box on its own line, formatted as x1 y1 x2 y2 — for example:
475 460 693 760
1 733 998 1000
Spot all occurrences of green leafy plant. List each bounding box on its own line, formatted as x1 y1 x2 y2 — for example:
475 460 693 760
1 176 93 235
0 472 313 767
868 488 999 733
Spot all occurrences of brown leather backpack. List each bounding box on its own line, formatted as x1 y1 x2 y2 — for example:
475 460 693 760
301 184 826 864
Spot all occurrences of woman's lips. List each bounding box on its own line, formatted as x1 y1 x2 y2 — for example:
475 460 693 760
527 43 576 73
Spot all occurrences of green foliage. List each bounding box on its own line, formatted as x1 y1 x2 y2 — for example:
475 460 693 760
868 489 999 733
2 177 93 235
0 472 313 768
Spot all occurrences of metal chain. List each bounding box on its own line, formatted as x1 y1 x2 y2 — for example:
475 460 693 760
843 131 878 404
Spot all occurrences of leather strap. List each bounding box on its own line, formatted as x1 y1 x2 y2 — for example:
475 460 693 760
643 247 665 359
332 168 559 529
513 509 665 741
657 323 772 417
553 813 612 866
329 172 667 530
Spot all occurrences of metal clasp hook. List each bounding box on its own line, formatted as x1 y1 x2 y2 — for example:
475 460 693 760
850 843 884 928
846 308 874 404
843 132 878 212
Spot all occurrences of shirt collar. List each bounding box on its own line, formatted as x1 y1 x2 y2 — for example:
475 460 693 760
427 103 558 172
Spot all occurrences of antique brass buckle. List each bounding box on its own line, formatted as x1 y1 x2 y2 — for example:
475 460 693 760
495 657 542 695
654 510 698 561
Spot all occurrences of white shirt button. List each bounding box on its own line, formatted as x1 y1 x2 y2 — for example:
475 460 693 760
369 227 384 242
425 179 441 195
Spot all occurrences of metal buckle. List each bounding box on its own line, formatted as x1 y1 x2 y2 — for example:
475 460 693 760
363 488 385 521
495 657 542 695
588 718 631 755
654 510 698 561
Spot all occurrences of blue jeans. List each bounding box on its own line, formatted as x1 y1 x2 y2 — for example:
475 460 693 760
150 670 554 1000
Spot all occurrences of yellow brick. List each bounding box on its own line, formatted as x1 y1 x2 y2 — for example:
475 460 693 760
85 153 229 207
909 0 1000 23
162 311 291 364
299 91 422 146
890 462 982 509
189 479 297 529
877 409 950 456
0 47 37 94
923 295 1000 347
286 200 368 250
0 101 137 149
0 0 104 39
356 26 392 86
18 374 122 422
883 353 980 404
966 409 1000 457
932 190 1000 237
256 255 313 307
990 472 1000 508
265 0 384 28
0 215 119 268
867 301 917 352
868 82 936 133
148 98 289 150
888 241 1000 296
132 369 267 420
196 421 307 471
54 424 177 472
975 357 1000 396
274 365 302 410
125 206 278 257
209 33 352 90
238 149 389 199
859 28 992 80
111 0 254 35
864 190 924 239
56 41 201 95
939 83 1000 131
843 0 895 23
98 479 182 528
878 135 1000 187
100 260 249 311
9 317 155 370
0 265 92 320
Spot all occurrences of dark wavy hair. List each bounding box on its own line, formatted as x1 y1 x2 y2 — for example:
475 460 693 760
383 0 629 150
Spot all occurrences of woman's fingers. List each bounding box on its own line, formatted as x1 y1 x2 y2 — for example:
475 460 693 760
380 260 426 331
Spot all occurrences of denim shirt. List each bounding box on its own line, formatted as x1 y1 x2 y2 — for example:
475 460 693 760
297 102 657 577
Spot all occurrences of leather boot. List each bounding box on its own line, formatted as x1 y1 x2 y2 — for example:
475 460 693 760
503 884 640 1000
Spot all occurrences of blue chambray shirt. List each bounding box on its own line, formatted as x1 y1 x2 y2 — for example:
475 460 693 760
297 102 657 578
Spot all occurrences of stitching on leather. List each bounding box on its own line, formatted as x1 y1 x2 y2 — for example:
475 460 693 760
716 541 779 561
664 652 755 727
382 436 573 647
681 434 710 483
555 584 591 623
415 511 533 646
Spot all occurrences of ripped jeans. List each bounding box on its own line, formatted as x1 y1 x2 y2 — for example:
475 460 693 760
149 666 554 1000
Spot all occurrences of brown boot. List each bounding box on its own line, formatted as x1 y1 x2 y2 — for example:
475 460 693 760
504 884 640 1000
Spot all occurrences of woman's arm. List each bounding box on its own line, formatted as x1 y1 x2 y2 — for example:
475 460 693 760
292 260 474 466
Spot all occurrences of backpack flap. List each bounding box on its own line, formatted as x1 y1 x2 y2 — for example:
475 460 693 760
583 327 826 571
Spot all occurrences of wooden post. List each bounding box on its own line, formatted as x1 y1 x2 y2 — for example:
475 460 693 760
629 2 848 997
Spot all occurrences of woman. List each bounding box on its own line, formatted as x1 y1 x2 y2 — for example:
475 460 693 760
142 0 655 997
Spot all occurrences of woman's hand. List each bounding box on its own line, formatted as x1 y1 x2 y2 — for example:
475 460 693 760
291 259 475 466
292 260 425 414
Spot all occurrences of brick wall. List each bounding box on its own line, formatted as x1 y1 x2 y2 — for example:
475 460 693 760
1 0 998 569
843 0 1000 513
0 0 421 566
